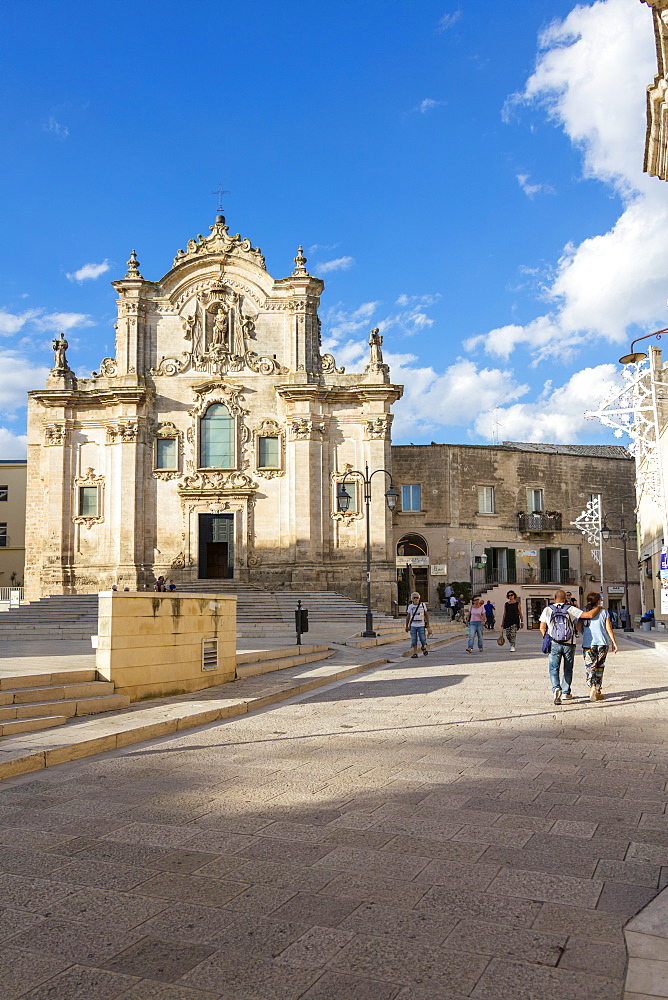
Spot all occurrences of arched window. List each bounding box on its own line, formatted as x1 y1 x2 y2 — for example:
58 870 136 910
200 403 235 468
397 534 428 557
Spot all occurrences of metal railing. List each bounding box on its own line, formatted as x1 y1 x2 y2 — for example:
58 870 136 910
472 568 575 591
0 587 24 603
518 512 562 532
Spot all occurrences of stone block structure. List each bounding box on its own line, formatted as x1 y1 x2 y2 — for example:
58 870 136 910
96 591 236 700
640 0 668 179
24 215 402 609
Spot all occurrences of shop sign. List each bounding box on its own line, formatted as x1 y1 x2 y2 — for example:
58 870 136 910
430 564 447 575
396 556 429 568
607 586 625 594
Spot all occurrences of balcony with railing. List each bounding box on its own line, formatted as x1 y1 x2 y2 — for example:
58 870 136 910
472 567 576 591
518 512 562 533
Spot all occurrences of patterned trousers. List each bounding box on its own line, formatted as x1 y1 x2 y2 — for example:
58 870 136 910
583 645 609 690
504 624 518 646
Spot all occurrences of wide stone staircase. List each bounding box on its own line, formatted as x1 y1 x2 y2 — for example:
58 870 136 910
0 585 463 643
0 667 130 736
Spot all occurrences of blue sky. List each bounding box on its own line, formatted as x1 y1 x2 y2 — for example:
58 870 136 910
0 0 664 455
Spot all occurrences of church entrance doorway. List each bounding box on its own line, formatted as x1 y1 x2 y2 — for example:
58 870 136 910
199 513 234 579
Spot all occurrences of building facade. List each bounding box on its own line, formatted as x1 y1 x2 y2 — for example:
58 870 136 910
0 460 27 591
25 215 402 606
391 441 639 624
640 0 668 181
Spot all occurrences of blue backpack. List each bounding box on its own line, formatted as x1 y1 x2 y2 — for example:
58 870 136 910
547 604 574 643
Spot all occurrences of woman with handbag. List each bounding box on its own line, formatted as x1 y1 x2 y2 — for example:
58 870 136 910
405 592 432 658
500 590 523 652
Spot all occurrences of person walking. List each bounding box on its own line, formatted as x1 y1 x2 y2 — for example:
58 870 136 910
500 590 523 651
579 591 617 700
483 599 495 629
448 594 457 620
466 597 487 653
405 592 431 658
539 589 600 705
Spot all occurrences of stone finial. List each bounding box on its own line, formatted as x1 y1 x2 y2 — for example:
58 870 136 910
292 245 309 277
51 333 70 372
125 249 142 278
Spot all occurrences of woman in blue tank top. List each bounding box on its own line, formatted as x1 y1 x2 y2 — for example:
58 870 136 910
579 591 618 701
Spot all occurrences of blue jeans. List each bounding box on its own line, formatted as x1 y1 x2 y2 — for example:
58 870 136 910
548 641 574 694
467 621 484 649
410 625 427 649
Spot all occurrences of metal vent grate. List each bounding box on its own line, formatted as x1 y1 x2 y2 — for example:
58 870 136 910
202 638 218 671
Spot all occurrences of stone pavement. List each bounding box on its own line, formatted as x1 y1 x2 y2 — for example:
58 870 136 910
0 629 665 999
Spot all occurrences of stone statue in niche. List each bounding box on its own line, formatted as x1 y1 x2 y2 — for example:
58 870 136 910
52 334 70 371
211 306 229 349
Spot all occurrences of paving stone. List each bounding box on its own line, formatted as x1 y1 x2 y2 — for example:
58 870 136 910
340 901 457 944
596 880 659 916
0 905 45 939
0 946 70 1000
119 984 221 1000
146 849 217 874
319 871 430 907
628 841 668 864
532 902 628 943
48 886 170 928
178 956 321 998
277 925 354 968
300 971 401 999
237 837 334 865
314 845 432 879
48 858 155 891
103 937 216 982
18 963 140 999
8 916 144 965
101 822 199 849
443 917 565 965
175 830 257 855
415 859 501 890
416 886 541 927
139 902 240 944
268 891 359 927
328 935 489 993
379 834 486 863
470 957 621 999
135 872 250 906
451 824 533 848
558 935 628 978
478 845 599 878
0 873 76 912
487 867 604 908
224 859 338 892
594 857 661 887
223 882 297 915
66 840 167 867
493 815 555 834
322 827 395 850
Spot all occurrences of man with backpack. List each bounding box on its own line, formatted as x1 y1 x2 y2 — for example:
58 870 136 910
539 589 599 705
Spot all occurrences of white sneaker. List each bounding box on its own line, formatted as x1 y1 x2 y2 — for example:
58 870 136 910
509 645 516 651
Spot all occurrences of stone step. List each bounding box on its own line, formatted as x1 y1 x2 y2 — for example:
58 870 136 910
0 681 116 705
0 715 67 737
0 669 98 691
236 649 335 679
0 693 131 721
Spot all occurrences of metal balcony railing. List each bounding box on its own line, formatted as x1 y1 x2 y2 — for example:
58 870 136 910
472 568 576 591
518 512 562 532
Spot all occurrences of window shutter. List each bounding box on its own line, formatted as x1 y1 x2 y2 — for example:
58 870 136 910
506 547 517 584
560 548 570 584
484 547 493 583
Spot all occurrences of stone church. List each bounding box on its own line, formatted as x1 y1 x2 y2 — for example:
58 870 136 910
25 214 403 606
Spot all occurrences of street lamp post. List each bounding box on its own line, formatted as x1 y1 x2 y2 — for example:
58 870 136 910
601 504 634 632
337 464 399 638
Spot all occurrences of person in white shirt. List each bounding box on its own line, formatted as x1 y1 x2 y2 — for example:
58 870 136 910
539 589 599 705
405 592 431 658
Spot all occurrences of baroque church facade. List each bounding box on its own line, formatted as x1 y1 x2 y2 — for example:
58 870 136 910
25 214 403 606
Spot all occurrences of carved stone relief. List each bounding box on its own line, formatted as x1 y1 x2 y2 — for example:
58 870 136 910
45 424 67 446
365 417 389 440
290 418 324 440
107 421 139 443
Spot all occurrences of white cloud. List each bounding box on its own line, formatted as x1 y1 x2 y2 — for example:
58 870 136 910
0 351 50 414
437 11 461 31
43 116 69 139
472 364 622 444
307 242 340 255
66 260 111 282
388 355 529 440
516 172 555 198
322 301 379 347
474 0 664 364
0 427 28 460
0 308 91 337
316 256 355 274
415 98 443 114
